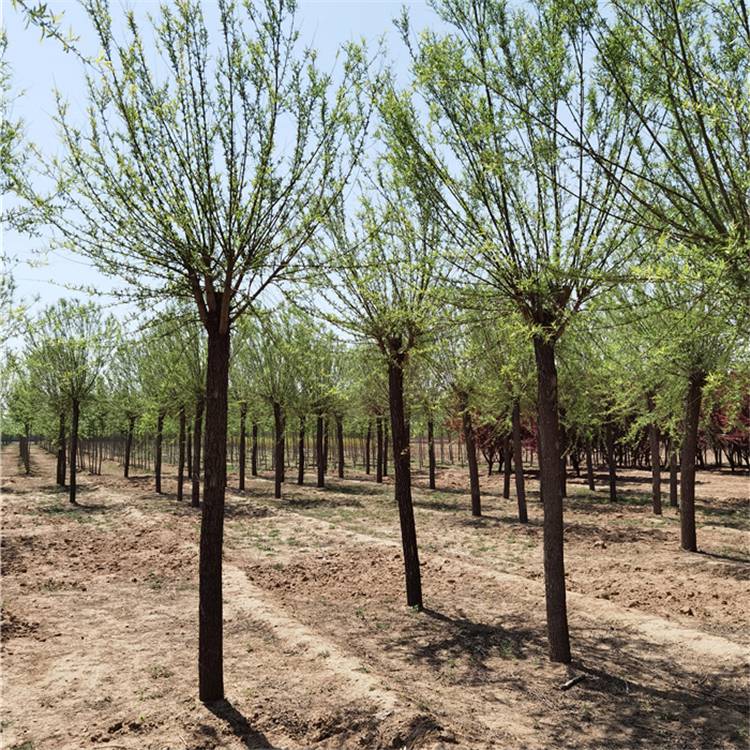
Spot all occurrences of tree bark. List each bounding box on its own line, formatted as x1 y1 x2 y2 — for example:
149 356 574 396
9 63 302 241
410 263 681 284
512 399 528 523
239 403 247 491
647 397 662 515
155 411 164 494
198 325 230 704
383 422 389 476
273 401 285 499
604 425 617 502
680 372 706 552
69 399 80 505
251 422 258 477
178 406 186 502
533 335 571 664
459 391 481 516
388 350 422 609
297 415 306 485
503 434 512 499
192 399 204 508
365 420 372 475
316 412 325 488
669 441 679 507
336 415 345 479
427 417 436 490
376 416 384 483
57 412 66 486
124 415 134 479
585 441 595 491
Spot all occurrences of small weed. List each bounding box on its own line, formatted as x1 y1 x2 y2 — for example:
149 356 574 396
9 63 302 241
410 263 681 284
147 664 173 680
318 650 330 659
145 573 164 590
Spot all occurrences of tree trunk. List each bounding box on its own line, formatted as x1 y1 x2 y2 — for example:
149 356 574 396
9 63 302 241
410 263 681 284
69 399 80 505
239 403 247 491
647 397 662 515
336 415 344 479
503 435 512 500
604 425 617 502
124 415 134 479
680 372 706 552
669 442 679 507
192 399 204 508
365 420 372 475
427 417 436 490
383 422 389 476
57 412 66 486
251 422 258 477
585 442 595 491
198 325 230 703
460 392 481 517
376 416 384 483
316 412 325 488
178 406 186 503
533 335 571 664
155 411 164 494
297 415 305 485
388 351 422 609
512 399 528 523
273 401 285 499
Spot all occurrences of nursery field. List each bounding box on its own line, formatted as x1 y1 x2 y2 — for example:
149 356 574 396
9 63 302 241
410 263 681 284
2 444 748 750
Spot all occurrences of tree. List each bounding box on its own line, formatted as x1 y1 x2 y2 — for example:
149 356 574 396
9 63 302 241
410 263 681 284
387 0 644 662
312 164 448 610
30 0 372 701
25 299 116 504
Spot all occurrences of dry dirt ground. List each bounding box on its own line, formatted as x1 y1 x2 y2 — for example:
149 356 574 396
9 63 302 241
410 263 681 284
1 444 748 749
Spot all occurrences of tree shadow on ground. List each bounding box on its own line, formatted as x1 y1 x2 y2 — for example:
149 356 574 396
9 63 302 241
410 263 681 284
205 699 278 749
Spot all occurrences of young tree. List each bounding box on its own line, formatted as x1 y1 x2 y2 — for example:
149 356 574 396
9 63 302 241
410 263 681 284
312 166 448 610
31 0 372 701
25 300 116 504
387 0 641 662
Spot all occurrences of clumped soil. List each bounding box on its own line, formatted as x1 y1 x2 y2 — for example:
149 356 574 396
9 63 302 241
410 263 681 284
1 445 748 749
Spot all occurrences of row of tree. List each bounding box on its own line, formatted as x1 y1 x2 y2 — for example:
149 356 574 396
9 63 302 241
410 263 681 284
3 0 748 701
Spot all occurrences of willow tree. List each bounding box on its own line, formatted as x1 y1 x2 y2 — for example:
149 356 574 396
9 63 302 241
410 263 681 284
33 0 371 701
387 0 641 662
592 0 749 292
312 165 448 610
24 300 116 504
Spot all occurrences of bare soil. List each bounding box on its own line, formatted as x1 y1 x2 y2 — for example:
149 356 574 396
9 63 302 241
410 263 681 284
1 445 748 749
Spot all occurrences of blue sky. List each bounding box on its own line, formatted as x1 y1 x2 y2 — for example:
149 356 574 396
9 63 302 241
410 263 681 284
2 0 441 322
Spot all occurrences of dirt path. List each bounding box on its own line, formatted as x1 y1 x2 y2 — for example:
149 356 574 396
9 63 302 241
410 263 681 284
2 445 748 749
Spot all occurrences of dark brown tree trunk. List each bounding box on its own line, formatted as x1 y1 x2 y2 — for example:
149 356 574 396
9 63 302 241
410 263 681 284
273 401 284 499
297 415 305 485
69 400 80 505
680 372 706 552
427 417 436 490
251 422 258 477
388 351 422 609
155 411 164 494
669 442 679 507
57 412 66 486
383 421 389 476
192 399 204 508
323 419 329 472
585 442 595 491
178 406 186 502
124 415 135 479
22 421 31 475
187 426 192 479
459 392 481 516
376 415 384 483
604 425 617 502
512 400 528 523
647 397 662 515
198 325 230 703
365 420 372 475
336 415 344 479
239 403 247 491
316 412 325 488
503 435 512 499
533 335 571 664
